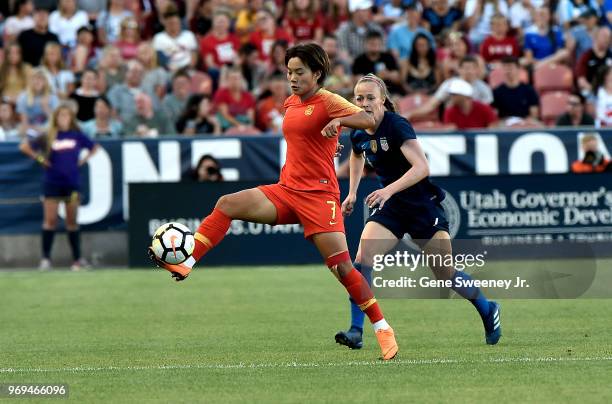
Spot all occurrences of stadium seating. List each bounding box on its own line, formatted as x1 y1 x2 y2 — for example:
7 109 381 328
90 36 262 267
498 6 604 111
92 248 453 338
487 66 529 89
398 94 439 123
533 64 573 95
540 91 570 125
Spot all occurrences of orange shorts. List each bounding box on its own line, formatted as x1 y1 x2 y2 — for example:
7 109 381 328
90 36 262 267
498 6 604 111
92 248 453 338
258 183 345 239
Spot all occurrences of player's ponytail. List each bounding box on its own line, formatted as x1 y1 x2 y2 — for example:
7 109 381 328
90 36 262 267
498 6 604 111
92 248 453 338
356 74 396 113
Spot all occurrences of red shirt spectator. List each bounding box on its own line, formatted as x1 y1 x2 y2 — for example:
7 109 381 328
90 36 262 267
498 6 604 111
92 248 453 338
284 0 324 43
213 88 256 119
200 11 240 70
443 79 498 129
479 14 520 64
249 9 293 61
213 68 256 131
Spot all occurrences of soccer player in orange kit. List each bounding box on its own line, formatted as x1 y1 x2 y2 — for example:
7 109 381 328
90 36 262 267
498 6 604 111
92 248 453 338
149 43 398 360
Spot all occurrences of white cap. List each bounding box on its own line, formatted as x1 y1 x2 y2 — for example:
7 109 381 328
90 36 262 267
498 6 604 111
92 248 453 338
448 78 474 97
349 0 373 12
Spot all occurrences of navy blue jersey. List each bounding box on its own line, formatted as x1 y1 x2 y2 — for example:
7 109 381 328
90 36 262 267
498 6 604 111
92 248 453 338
350 111 444 206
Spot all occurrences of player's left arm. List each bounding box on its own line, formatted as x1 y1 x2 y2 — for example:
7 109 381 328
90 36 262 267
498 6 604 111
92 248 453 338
365 139 429 208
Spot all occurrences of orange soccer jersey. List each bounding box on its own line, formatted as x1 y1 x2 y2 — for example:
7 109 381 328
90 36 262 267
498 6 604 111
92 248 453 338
280 89 362 195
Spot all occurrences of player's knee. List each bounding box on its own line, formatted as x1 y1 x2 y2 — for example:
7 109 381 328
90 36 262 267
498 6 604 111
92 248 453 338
215 194 236 215
336 261 354 278
326 250 352 280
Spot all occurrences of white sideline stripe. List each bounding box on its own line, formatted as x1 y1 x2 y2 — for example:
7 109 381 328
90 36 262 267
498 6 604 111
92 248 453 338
1 357 612 374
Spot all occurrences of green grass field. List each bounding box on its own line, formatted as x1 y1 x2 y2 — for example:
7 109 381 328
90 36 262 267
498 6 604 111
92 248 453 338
1 266 611 403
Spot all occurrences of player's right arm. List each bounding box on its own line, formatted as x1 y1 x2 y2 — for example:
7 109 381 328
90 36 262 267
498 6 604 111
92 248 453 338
342 150 366 216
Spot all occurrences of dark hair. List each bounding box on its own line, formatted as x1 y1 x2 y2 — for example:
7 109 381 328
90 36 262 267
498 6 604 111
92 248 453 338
409 33 435 69
239 43 258 56
285 43 330 85
459 55 478 66
500 55 519 66
162 4 181 19
173 68 190 82
365 30 383 41
193 154 222 182
323 34 337 41
95 95 112 109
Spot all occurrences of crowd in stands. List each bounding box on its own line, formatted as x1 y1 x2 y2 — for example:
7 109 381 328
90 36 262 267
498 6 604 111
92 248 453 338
0 0 611 141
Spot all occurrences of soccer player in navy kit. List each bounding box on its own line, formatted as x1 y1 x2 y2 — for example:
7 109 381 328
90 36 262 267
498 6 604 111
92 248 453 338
334 74 501 349
20 105 99 270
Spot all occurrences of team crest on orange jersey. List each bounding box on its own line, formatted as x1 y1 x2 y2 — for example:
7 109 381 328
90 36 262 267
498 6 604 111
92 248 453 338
304 105 315 115
370 139 378 153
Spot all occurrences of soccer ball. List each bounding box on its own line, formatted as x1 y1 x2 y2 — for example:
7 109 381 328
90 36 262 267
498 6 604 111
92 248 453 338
151 222 195 265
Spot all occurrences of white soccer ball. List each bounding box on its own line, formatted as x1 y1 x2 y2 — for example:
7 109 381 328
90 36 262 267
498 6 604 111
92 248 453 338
151 222 195 265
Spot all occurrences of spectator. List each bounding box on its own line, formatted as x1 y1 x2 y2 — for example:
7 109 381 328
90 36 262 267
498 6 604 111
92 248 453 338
78 0 107 21
322 34 351 72
124 92 174 136
17 6 59 67
325 62 353 99
323 0 350 34
162 69 192 131
81 96 124 138
507 0 533 33
213 66 256 132
70 24 97 73
237 43 267 94
114 16 140 60
283 0 324 43
48 0 89 47
372 0 406 27
479 13 520 66
191 154 223 182
249 7 293 62
256 72 288 133
177 94 221 135
595 66 612 127
235 0 266 40
556 92 595 126
336 0 385 60
137 41 170 101
152 4 198 71
570 8 600 62
406 56 493 120
70 68 100 121
576 26 612 97
16 68 59 133
267 39 290 76
0 43 32 103
442 31 486 81
19 104 99 271
0 100 21 141
188 0 213 36
352 30 402 95
97 0 134 45
4 0 35 43
387 3 435 62
464 0 509 49
97 45 126 92
199 9 240 72
522 6 571 68
443 79 498 129
404 32 440 95
40 42 75 99
571 134 610 173
422 0 463 37
492 56 540 124
107 59 151 123
556 0 599 28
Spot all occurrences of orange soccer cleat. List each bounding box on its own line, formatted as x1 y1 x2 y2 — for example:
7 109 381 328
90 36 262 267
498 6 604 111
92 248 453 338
375 328 398 360
147 247 192 281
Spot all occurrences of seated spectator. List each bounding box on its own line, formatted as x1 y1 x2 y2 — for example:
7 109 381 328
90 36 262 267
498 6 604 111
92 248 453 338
595 66 612 127
97 0 134 46
4 0 35 43
442 31 486 80
387 3 435 63
0 100 21 141
556 0 599 28
576 27 612 97
107 59 153 123
443 79 498 129
422 0 463 37
322 0 350 34
124 92 174 137
115 16 141 60
213 66 256 132
556 92 595 126
188 0 213 36
283 0 324 43
152 4 198 72
336 0 385 60
191 154 224 182
70 68 100 121
404 32 440 95
48 0 89 48
325 62 353 99
479 13 520 66
507 0 533 33
70 24 97 73
372 0 406 27
322 34 351 72
81 96 123 138
238 43 267 94
464 0 509 49
137 42 171 101
492 56 540 124
234 0 266 41
199 9 240 73
17 6 59 67
40 42 75 99
352 30 402 95
570 9 600 62
16 68 59 133
162 69 192 131
0 43 32 103
249 7 293 62
522 7 571 68
177 95 221 135
406 56 493 120
256 73 288 133
98 46 126 93
571 134 610 173
267 39 289 76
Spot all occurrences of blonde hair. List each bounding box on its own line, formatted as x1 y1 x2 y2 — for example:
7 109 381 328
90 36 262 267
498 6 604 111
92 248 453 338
41 42 66 70
137 42 159 68
27 68 52 106
355 74 396 113
46 104 79 156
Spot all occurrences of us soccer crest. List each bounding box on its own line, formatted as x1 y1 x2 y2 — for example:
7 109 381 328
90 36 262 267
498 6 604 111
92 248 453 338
304 105 315 115
380 137 389 151
370 139 378 153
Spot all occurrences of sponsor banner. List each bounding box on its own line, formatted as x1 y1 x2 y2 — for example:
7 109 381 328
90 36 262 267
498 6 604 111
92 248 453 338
1 130 611 233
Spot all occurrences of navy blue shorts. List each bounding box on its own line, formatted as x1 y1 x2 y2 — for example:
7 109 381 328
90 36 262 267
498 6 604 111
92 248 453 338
43 183 80 202
366 196 450 241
